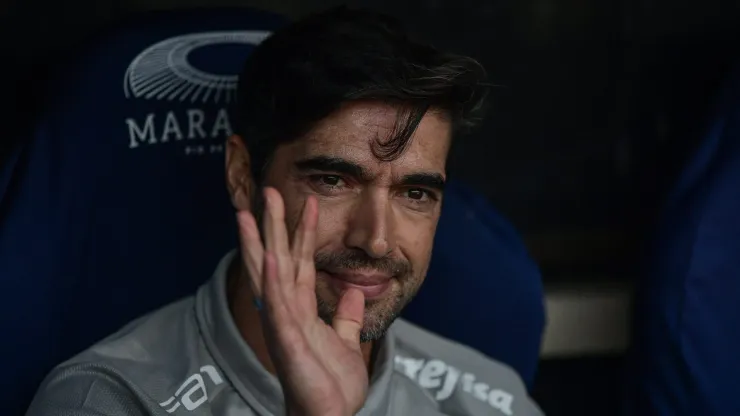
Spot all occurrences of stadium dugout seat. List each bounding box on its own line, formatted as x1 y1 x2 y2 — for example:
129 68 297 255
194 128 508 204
0 7 544 414
0 8 286 414
402 180 546 388
626 61 740 415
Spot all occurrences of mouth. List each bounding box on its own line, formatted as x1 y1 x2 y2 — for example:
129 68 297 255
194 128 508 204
318 270 393 300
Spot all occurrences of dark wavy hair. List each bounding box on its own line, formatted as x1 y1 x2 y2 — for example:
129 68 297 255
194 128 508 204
234 6 489 180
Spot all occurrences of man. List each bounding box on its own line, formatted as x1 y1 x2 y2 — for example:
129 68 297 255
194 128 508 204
27 7 542 416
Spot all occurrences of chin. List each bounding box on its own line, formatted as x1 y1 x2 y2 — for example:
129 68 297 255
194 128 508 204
315 288 404 338
359 309 401 342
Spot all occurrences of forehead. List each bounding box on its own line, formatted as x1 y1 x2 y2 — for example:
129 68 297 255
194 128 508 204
285 101 452 173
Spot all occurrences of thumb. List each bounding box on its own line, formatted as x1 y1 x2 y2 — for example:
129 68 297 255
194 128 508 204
332 288 365 348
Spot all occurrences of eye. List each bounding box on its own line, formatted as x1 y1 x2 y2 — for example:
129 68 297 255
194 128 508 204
404 188 439 205
406 188 428 201
318 175 342 187
308 174 347 194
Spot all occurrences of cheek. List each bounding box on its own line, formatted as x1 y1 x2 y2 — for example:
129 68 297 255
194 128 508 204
277 181 352 248
396 216 437 264
314 199 352 248
273 183 307 238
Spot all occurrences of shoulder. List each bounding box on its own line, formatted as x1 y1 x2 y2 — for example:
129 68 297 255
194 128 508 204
391 319 523 384
27 297 223 416
389 319 544 415
26 361 153 416
69 296 199 378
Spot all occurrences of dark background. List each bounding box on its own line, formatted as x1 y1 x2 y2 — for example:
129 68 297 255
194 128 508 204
3 0 739 278
3 1 739 414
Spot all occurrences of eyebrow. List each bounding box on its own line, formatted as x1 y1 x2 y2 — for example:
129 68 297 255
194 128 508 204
400 173 446 192
294 156 446 191
295 156 371 180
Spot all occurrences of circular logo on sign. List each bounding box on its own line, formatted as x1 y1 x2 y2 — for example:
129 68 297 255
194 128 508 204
124 31 271 104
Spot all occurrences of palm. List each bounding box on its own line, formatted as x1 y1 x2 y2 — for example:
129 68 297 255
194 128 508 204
275 272 368 415
237 188 369 416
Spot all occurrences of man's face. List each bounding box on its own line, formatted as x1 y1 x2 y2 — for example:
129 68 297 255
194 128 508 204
261 101 452 341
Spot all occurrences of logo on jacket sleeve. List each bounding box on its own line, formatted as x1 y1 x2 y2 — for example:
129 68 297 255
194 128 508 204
395 355 514 415
159 365 224 413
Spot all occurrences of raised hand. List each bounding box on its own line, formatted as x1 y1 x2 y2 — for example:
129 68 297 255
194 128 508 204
236 187 369 416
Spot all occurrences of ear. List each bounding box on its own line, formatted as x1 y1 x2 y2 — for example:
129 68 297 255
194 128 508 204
225 134 254 211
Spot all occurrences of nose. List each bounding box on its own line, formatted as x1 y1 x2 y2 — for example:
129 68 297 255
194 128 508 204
343 189 396 259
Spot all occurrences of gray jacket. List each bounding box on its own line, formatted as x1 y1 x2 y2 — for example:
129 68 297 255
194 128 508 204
26 252 543 416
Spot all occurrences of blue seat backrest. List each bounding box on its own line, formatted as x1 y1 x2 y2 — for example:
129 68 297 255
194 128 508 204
0 9 286 414
402 179 546 388
627 61 740 415
0 9 544 412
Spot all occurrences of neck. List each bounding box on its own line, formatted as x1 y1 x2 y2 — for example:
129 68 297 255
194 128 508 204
226 256 375 376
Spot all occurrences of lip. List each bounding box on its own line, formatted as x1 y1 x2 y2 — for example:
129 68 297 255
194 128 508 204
319 271 392 300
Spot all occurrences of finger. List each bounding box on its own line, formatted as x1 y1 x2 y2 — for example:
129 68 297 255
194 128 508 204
236 210 265 297
332 288 365 349
292 196 318 288
262 250 313 356
261 250 291 326
262 251 321 368
262 187 295 287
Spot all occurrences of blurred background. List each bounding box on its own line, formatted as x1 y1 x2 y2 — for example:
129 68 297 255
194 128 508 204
6 0 740 270
2 1 740 415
